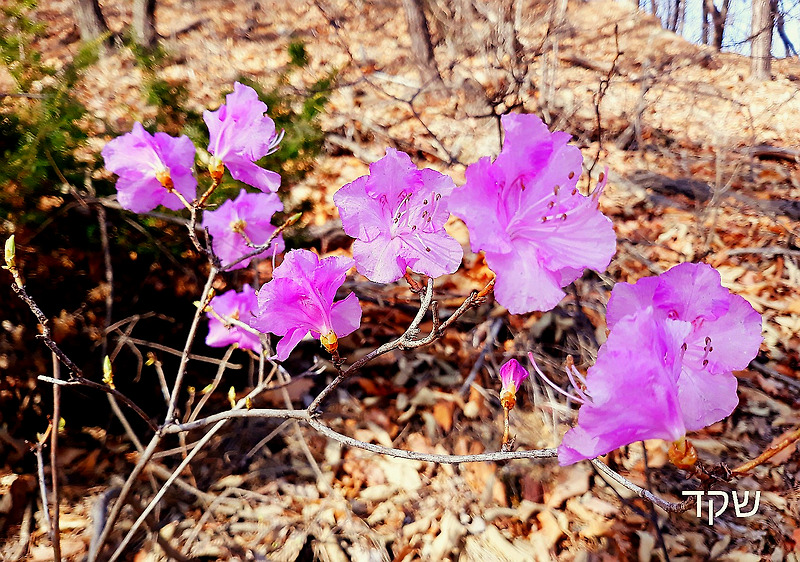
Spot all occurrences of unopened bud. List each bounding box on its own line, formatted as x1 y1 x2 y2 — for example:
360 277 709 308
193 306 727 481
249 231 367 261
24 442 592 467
209 157 225 182
498 359 528 412
4 235 15 270
155 168 174 191
668 437 698 470
320 331 338 354
102 356 115 389
228 386 236 408
286 212 303 227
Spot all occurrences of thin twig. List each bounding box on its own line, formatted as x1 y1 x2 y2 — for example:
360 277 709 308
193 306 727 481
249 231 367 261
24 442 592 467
307 277 436 413
90 267 218 560
221 212 301 272
308 416 557 463
162 408 309 434
95 195 114 363
88 434 161 562
165 268 218 424
37 375 157 432
587 23 621 181
590 459 694 513
459 317 503 396
8 267 81 375
117 335 243 369
107 382 270 562
732 425 800 475
48 353 62 562
188 345 235 423
34 438 52 532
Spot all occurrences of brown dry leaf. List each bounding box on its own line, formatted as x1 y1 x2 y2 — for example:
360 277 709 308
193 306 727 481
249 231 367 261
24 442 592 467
433 400 456 433
546 465 592 508
29 539 85 561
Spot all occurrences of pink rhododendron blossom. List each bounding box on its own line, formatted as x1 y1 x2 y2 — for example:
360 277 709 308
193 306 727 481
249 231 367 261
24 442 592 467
606 262 763 431
499 359 529 395
205 284 261 352
333 148 463 283
201 189 284 270
204 82 282 192
101 122 197 213
449 113 616 314
499 358 529 410
557 308 690 466
250 250 362 361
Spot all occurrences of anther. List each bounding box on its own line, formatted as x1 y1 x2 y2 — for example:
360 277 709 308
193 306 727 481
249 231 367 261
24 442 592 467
553 185 560 195
599 172 605 182
425 247 431 252
423 199 428 205
571 188 577 195
547 201 555 209
561 213 567 220
568 171 575 179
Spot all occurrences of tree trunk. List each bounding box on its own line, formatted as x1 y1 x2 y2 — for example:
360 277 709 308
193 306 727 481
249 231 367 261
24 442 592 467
401 0 443 85
705 0 730 50
667 0 681 31
133 0 158 48
750 0 774 80
73 0 109 43
774 0 798 56
701 0 710 44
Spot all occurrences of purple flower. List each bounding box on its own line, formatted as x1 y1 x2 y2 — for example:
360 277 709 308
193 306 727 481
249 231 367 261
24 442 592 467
201 189 285 270
557 307 690 466
333 148 463 283
499 358 529 410
606 262 763 431
204 82 282 193
250 249 362 361
205 284 262 352
449 113 616 314
101 122 197 213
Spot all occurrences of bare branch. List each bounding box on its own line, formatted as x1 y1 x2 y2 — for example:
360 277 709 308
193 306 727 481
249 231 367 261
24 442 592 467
590 459 695 513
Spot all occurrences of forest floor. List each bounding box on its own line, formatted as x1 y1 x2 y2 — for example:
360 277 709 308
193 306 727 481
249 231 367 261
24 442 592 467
1 0 800 560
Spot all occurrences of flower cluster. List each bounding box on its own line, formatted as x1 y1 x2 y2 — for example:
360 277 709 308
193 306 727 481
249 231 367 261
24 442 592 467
102 82 281 214
102 86 764 472
556 262 763 465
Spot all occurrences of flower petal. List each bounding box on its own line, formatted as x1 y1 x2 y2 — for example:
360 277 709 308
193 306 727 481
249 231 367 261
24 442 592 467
330 292 362 338
351 235 406 283
485 246 566 314
273 327 310 361
449 157 513 254
226 156 281 193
